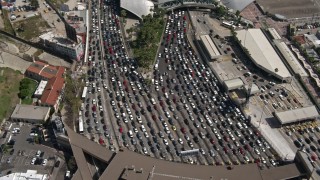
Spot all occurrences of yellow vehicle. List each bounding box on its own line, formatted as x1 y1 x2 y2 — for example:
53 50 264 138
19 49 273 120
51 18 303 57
172 126 176 131
44 9 47 13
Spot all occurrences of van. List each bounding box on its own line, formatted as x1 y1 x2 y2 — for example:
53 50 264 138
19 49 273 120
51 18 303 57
128 130 133 138
207 119 213 126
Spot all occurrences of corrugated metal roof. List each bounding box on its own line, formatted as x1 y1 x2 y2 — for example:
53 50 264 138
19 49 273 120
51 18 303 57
275 106 319 125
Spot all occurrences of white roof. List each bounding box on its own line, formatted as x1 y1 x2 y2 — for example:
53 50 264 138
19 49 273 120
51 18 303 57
34 80 48 96
223 78 244 90
236 29 291 80
200 35 220 59
268 28 282 40
274 41 308 77
120 0 154 19
275 106 319 125
0 170 49 180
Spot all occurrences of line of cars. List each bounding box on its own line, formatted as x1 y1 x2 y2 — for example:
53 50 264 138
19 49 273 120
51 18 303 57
84 0 279 167
285 122 320 165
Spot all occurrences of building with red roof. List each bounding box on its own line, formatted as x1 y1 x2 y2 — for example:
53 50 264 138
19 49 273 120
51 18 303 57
40 76 65 110
25 61 65 81
25 61 65 110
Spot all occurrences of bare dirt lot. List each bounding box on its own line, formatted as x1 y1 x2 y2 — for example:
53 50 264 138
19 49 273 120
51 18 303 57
257 0 320 19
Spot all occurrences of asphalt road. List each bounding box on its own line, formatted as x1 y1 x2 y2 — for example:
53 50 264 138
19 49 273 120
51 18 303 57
80 3 284 167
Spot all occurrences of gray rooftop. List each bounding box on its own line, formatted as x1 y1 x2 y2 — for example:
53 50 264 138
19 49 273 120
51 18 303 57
275 106 319 125
200 35 221 59
11 104 50 120
223 78 244 90
236 29 291 80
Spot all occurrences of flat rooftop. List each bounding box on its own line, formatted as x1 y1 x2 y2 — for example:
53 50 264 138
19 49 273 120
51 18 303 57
275 106 319 125
209 59 246 83
11 104 50 120
236 29 291 80
39 31 81 47
200 35 221 59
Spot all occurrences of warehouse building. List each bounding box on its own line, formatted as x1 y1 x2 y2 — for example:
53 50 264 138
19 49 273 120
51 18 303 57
274 106 319 125
236 29 292 81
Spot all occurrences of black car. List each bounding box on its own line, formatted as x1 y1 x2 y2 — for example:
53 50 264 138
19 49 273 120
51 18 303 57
55 160 60 167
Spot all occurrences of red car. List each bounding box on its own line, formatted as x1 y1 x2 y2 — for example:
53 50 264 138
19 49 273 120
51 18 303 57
92 105 96 112
210 138 215 144
152 114 156 121
119 126 123 133
181 127 186 134
99 138 105 145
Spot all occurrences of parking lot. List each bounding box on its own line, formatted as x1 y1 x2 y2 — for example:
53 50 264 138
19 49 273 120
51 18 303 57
0 123 58 175
80 0 281 168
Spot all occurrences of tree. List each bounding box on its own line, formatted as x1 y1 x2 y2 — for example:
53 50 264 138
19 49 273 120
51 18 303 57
216 6 226 17
120 9 127 17
30 0 39 9
67 156 77 172
235 10 240 17
19 89 29 99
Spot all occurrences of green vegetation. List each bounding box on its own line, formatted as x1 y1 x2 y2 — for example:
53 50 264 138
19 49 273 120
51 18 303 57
214 6 227 17
12 15 50 41
19 78 38 105
130 8 166 69
67 156 77 173
0 68 23 122
63 72 83 128
1 10 15 35
30 0 40 9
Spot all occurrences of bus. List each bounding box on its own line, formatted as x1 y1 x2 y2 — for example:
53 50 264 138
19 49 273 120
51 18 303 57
79 117 84 134
82 87 88 99
221 21 236 29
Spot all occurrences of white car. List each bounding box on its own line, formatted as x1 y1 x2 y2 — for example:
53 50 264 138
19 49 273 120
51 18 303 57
36 150 41 157
31 157 37 165
42 159 48 166
163 139 169 146
178 138 183 144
